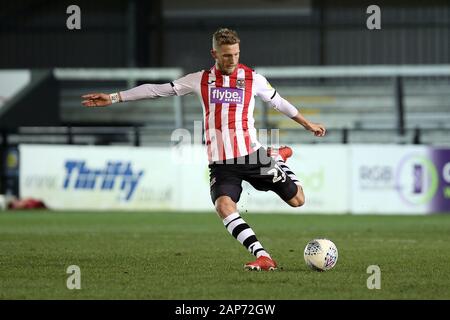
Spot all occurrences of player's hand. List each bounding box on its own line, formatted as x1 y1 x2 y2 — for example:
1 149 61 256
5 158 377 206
307 122 326 137
81 93 112 107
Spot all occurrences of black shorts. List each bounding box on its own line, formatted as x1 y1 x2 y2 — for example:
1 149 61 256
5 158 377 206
208 147 299 204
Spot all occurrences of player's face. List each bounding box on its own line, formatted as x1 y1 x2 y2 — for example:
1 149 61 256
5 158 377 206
212 43 240 75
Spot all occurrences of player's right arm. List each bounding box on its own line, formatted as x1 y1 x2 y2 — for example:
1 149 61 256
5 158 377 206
81 72 201 107
81 83 176 107
81 93 115 107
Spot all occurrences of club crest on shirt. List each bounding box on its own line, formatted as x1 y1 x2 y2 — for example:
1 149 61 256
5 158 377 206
236 79 245 89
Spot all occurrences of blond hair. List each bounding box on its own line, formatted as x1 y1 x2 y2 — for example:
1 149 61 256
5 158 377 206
212 28 240 50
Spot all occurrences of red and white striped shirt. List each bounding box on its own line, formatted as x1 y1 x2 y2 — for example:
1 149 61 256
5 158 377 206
172 63 277 162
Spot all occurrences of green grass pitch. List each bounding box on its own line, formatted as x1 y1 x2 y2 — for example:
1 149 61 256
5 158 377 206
1 211 449 299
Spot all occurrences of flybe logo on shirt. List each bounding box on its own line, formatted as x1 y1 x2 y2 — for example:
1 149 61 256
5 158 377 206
210 88 243 104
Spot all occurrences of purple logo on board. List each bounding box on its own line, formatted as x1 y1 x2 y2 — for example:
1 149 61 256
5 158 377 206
413 164 423 194
210 88 243 104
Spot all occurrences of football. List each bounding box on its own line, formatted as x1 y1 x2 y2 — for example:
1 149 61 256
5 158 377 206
304 238 338 271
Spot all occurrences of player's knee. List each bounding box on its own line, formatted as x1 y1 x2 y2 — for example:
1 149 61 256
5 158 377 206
296 194 305 207
288 197 304 207
215 196 237 215
288 189 305 207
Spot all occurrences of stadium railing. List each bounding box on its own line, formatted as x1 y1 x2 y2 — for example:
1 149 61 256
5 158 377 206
1 65 450 147
254 65 450 145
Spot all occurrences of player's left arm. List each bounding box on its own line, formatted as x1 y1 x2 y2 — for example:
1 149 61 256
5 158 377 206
254 73 326 137
291 112 326 137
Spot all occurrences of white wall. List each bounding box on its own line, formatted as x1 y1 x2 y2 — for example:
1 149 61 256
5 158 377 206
19 144 450 214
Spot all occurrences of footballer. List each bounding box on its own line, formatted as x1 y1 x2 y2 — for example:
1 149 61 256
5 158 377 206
82 28 326 271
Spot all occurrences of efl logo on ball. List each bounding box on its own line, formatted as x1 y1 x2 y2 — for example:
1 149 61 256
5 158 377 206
304 238 338 271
